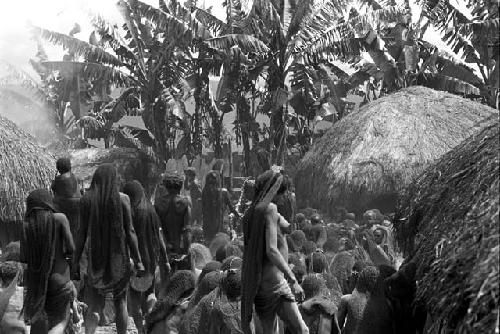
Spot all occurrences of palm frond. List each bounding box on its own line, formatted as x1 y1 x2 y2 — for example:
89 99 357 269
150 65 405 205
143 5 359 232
40 61 133 87
194 7 230 35
32 26 123 67
206 34 270 54
419 72 481 96
287 0 314 39
250 0 283 32
130 0 211 41
0 60 45 101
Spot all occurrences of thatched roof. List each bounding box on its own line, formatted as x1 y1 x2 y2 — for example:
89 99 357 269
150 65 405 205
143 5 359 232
393 118 499 334
70 147 158 194
0 115 55 222
295 86 497 215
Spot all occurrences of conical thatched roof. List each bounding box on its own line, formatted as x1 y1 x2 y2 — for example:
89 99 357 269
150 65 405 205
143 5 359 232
394 118 499 334
0 115 55 222
295 86 497 215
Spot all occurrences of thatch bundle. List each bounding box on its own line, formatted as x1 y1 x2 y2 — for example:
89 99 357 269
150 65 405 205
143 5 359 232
295 86 497 215
394 118 499 334
0 115 55 225
70 147 158 195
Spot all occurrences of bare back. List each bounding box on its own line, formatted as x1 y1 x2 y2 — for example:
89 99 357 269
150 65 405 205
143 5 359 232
48 213 75 291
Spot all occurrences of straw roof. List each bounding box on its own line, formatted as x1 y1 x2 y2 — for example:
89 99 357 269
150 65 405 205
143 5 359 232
394 118 499 334
70 147 158 194
0 116 56 221
295 86 497 215
0 115 55 222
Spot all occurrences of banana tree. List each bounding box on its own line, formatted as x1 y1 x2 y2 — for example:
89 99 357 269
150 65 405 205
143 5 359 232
296 0 489 104
418 0 499 107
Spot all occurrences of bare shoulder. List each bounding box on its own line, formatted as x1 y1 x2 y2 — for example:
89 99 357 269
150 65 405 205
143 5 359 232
120 192 131 205
53 213 69 224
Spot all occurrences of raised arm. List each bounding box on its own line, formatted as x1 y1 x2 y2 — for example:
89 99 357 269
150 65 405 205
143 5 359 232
121 194 143 267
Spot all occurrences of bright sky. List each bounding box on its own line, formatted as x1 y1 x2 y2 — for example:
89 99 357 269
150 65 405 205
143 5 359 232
0 0 470 80
0 0 225 78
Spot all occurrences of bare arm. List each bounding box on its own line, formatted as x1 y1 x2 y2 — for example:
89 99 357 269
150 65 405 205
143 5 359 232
121 194 142 266
56 213 75 259
184 202 192 230
337 296 348 329
265 204 295 283
74 199 89 266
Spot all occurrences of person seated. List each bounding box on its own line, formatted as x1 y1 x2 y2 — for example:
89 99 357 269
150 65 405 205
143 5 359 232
146 270 196 334
0 261 25 334
208 259 244 333
300 274 341 334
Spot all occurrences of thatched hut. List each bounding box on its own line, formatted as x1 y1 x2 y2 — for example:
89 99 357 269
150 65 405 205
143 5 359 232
393 118 499 334
0 115 55 248
70 147 159 196
295 86 497 215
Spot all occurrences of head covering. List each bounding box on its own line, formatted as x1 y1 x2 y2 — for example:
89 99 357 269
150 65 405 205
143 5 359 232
241 170 283 333
81 163 129 294
302 274 328 300
22 189 57 323
198 261 222 284
146 270 196 332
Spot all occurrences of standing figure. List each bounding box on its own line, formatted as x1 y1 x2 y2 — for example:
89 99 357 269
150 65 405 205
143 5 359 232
202 171 238 244
20 189 76 334
241 170 309 334
52 157 81 237
123 181 169 334
184 168 202 226
155 173 192 255
73 164 144 334
337 266 378 334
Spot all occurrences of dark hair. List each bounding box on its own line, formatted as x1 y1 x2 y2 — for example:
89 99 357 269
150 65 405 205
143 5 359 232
306 251 328 273
290 230 307 249
303 240 317 255
323 238 339 253
302 274 327 300
56 157 71 174
216 244 243 262
356 266 379 293
163 173 184 191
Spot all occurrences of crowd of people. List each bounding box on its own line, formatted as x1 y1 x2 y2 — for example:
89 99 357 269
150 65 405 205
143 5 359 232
0 158 418 334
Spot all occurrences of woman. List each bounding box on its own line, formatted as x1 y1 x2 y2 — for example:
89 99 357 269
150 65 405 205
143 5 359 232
123 180 168 334
21 189 75 334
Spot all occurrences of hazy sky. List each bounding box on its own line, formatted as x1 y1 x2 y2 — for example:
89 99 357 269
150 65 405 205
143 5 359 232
0 0 225 77
0 0 468 80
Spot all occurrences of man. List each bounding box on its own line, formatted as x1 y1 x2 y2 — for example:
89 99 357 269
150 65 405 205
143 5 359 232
241 170 309 334
52 157 81 239
155 173 192 255
51 157 80 200
123 180 169 334
21 189 76 334
73 164 144 334
202 171 238 244
337 266 378 334
184 168 202 225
